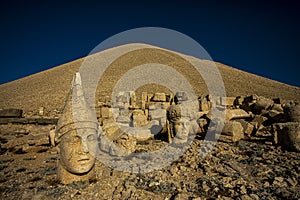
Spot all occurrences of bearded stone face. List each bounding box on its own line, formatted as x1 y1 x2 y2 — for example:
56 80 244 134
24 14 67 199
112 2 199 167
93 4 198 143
58 129 98 174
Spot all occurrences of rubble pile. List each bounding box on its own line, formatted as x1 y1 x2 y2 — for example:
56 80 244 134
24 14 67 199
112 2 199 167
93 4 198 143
0 92 299 199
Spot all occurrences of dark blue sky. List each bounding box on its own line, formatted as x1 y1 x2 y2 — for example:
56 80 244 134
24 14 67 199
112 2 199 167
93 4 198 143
0 0 299 87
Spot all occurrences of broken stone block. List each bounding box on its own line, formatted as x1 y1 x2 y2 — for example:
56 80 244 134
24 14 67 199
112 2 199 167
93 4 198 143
113 133 136 153
152 92 166 102
266 109 285 123
49 128 55 146
225 109 251 121
141 92 148 110
199 97 211 112
38 107 45 116
149 108 166 120
236 119 255 137
252 115 268 130
0 109 23 118
148 103 161 110
175 91 188 103
147 94 154 102
273 98 281 104
132 110 149 127
272 122 300 152
284 102 300 122
222 121 244 142
272 103 284 112
253 97 274 113
161 102 170 109
101 107 112 119
234 96 244 107
129 91 137 107
102 118 119 138
220 97 236 107
127 127 153 141
240 102 254 113
243 94 258 103
28 134 49 146
116 115 131 125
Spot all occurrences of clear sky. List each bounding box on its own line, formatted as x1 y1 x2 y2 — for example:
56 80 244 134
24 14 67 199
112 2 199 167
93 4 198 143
0 0 299 87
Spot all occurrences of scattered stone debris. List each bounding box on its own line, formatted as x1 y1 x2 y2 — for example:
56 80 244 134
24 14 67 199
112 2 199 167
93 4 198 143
0 92 299 199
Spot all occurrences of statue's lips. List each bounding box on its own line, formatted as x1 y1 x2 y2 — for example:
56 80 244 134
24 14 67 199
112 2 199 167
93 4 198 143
77 157 90 163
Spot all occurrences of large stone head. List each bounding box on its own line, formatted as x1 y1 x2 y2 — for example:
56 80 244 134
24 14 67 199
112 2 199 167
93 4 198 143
167 104 190 143
55 72 99 182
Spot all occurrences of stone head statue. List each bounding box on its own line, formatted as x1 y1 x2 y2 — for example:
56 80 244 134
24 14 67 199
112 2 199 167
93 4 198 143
167 104 190 144
55 72 99 184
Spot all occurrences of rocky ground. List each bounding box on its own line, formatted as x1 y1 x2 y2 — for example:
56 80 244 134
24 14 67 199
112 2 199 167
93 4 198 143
0 124 299 200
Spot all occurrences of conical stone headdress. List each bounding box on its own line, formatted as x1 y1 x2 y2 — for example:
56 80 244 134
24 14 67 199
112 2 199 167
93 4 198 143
55 72 98 143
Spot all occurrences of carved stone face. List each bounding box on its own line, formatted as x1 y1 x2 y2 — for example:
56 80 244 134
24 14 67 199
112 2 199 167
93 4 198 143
173 118 190 142
59 129 98 174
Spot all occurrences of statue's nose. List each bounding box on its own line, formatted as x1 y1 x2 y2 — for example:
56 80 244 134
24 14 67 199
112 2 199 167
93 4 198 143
79 138 89 153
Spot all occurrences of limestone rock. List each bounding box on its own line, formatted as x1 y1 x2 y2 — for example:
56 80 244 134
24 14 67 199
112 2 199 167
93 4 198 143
284 101 300 122
266 109 285 123
114 134 136 153
234 96 244 107
222 121 244 142
253 97 274 113
149 109 166 121
225 109 251 121
220 97 236 107
132 110 149 127
0 109 23 118
236 119 255 137
199 96 211 112
101 107 113 119
272 122 300 152
152 92 166 102
252 115 268 130
126 127 153 141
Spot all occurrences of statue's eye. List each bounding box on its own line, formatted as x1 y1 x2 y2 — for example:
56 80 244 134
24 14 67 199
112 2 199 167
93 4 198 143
87 134 97 142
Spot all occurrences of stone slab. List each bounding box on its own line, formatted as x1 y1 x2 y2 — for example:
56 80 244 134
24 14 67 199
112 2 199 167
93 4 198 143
0 109 23 118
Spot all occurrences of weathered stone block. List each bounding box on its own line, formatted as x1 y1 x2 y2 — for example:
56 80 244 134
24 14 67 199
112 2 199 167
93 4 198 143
222 121 244 142
225 109 251 121
234 96 244 107
0 109 23 118
284 102 300 122
267 109 285 122
141 92 148 110
236 119 255 137
220 97 236 106
152 92 166 102
244 94 258 103
149 109 166 120
148 103 161 110
253 97 274 112
175 91 188 103
272 122 300 152
116 115 131 124
102 118 119 138
127 127 153 141
199 99 211 112
38 107 45 116
252 115 268 130
132 110 148 127
101 107 112 119
272 103 284 112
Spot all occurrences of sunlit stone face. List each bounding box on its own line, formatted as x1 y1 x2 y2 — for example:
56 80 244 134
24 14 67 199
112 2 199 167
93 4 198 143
173 118 190 142
59 129 98 174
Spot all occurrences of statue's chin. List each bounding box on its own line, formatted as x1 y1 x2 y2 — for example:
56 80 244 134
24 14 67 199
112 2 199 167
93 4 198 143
61 159 95 174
